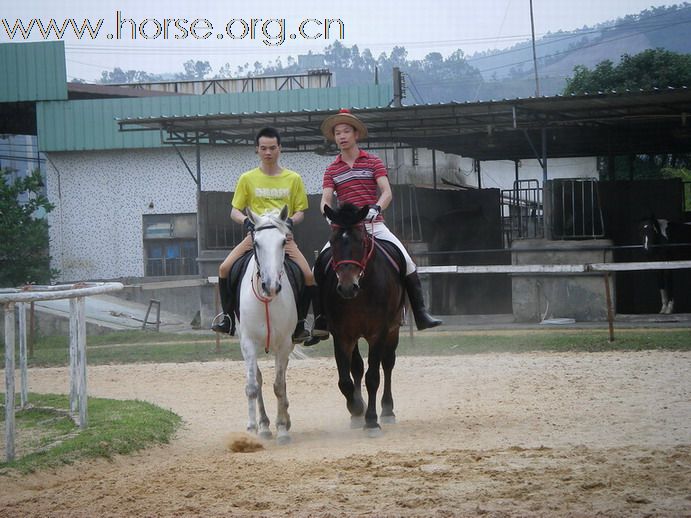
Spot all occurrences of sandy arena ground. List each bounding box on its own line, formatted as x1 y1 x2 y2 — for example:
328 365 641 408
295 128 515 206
1 350 690 517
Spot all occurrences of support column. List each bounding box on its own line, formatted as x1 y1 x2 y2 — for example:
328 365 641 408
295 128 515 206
4 303 16 462
18 302 28 408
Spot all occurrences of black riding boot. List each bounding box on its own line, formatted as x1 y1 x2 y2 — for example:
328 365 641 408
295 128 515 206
304 285 328 346
211 277 234 335
292 286 312 344
405 272 442 330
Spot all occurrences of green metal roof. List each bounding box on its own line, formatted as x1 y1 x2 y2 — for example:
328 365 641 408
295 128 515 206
0 41 67 102
37 84 393 152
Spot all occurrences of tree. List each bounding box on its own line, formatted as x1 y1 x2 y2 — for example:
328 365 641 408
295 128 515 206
563 49 691 181
99 67 154 84
0 168 57 287
563 48 691 95
179 60 212 80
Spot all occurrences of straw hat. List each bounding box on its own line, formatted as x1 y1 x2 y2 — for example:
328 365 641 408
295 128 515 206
320 109 368 141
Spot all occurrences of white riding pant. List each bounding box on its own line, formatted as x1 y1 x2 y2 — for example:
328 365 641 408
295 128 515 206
321 221 416 276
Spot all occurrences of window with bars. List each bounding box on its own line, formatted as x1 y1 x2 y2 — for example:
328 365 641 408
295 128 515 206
143 214 198 276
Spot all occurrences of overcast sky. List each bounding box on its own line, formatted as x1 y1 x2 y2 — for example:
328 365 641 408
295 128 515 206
1 0 677 81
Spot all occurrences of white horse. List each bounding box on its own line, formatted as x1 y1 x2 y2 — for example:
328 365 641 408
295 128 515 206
238 206 297 445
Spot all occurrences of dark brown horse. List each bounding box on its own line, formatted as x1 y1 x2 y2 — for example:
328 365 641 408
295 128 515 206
639 216 691 314
315 203 406 435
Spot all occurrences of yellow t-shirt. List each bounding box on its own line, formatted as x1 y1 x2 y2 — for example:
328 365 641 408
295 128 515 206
231 167 308 216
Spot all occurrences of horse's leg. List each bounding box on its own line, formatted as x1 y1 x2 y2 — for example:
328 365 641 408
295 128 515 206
363 343 383 435
657 270 669 314
241 338 260 434
255 366 272 439
333 338 364 424
380 332 399 424
273 340 292 445
664 270 675 314
351 342 365 410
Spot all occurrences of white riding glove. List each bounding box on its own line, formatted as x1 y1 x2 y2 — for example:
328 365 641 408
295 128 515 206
366 204 381 222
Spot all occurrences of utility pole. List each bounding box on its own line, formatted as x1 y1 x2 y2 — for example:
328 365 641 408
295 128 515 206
530 0 541 97
392 67 406 107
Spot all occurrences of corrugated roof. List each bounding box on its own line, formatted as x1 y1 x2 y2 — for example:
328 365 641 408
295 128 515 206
37 83 393 152
0 41 67 102
117 86 691 160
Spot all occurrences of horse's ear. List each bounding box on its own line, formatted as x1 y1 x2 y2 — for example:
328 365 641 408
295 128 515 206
324 204 336 222
279 205 289 221
355 205 370 223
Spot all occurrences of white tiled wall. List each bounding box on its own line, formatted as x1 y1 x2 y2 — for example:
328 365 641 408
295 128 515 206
45 146 332 281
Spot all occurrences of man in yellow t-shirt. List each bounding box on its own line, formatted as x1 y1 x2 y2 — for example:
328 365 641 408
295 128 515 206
212 127 316 343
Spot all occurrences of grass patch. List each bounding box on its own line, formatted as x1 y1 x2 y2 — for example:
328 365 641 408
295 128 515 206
1 328 690 368
0 393 181 474
394 328 691 355
8 332 245 367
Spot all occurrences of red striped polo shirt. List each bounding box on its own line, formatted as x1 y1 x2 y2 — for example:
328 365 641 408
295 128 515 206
323 150 388 220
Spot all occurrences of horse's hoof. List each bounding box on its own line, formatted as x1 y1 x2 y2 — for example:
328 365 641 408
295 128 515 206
350 416 365 429
258 430 273 440
247 425 257 434
366 426 383 439
380 414 396 425
277 434 291 445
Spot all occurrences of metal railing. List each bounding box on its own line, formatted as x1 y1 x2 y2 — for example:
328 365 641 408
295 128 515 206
1 282 124 462
501 180 544 246
145 257 198 276
206 223 244 250
546 178 605 239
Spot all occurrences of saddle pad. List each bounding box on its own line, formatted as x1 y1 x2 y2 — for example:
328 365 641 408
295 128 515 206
314 238 406 283
228 250 303 321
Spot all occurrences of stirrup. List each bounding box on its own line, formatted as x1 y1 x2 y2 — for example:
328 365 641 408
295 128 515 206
303 334 322 346
211 313 231 334
311 328 329 338
292 320 311 344
311 315 329 338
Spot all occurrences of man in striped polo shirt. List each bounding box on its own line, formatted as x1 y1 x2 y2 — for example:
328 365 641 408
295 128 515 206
308 109 442 342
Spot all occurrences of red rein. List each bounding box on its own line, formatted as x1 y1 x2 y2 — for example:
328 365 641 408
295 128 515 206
250 271 274 353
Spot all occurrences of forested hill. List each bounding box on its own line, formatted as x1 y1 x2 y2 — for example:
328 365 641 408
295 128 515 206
97 4 691 103
466 3 691 97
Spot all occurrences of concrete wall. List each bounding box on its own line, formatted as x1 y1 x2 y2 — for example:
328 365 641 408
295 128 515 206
511 239 614 322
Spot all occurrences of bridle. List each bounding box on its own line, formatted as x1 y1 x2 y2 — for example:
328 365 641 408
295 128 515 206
330 221 375 278
250 223 286 353
251 224 285 295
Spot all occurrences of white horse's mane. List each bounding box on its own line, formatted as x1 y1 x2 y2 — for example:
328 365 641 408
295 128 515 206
254 210 290 234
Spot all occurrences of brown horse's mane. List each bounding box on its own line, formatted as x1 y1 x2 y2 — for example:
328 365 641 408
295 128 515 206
330 203 368 227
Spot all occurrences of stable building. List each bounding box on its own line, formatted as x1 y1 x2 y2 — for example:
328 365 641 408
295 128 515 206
3 41 691 326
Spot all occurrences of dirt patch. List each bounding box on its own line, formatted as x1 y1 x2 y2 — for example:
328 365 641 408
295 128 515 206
1 351 690 517
226 433 264 453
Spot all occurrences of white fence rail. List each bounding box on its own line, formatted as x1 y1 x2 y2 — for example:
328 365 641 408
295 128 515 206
418 260 691 344
417 260 691 275
1 282 123 462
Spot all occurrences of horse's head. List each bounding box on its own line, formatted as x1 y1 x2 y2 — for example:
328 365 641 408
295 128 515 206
640 216 668 254
324 203 372 299
247 205 290 298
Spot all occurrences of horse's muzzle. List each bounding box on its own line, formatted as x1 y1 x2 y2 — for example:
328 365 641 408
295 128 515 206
261 280 282 298
336 281 359 299
335 265 362 299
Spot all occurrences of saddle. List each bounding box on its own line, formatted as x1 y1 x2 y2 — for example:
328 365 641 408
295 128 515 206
314 238 407 286
226 250 304 335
